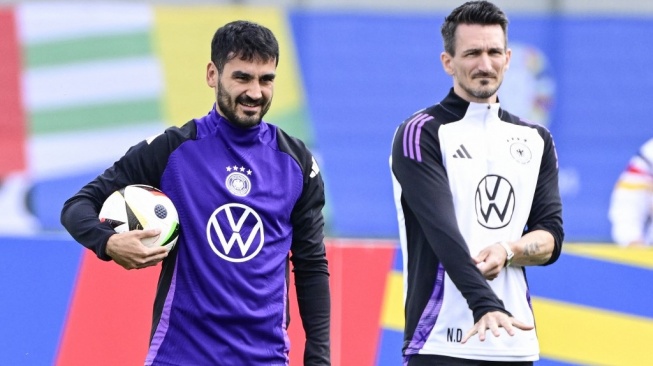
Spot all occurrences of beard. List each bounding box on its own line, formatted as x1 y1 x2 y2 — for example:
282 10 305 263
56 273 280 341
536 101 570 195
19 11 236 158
461 73 502 100
217 80 272 128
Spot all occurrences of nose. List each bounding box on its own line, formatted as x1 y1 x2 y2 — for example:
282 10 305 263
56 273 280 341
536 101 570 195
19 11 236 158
477 53 492 72
246 82 263 100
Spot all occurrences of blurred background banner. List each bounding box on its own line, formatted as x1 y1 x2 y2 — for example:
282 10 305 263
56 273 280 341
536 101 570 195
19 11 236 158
4 4 653 240
1 2 653 365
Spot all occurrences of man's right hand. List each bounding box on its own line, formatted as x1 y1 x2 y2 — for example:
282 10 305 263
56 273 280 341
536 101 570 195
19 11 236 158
461 311 534 344
105 229 168 270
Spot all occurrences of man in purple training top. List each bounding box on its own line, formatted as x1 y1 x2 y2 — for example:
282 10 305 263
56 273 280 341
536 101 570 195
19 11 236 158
61 20 330 366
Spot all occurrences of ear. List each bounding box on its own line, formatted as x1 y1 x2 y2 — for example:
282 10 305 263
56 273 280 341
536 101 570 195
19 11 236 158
440 51 454 76
206 62 218 88
504 48 512 71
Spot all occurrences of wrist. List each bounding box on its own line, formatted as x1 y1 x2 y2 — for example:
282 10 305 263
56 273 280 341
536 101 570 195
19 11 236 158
498 241 514 267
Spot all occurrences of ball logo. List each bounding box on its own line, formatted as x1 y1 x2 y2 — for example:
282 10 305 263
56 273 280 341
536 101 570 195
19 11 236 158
475 175 515 229
206 203 264 263
226 172 251 197
154 204 168 219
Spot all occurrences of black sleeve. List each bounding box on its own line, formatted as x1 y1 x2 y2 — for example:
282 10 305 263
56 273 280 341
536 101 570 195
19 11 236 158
391 120 508 322
60 124 193 260
280 133 331 366
525 127 564 265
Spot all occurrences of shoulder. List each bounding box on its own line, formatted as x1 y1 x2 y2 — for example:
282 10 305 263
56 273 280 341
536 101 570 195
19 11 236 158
274 126 310 155
270 125 317 177
167 120 198 141
500 110 554 141
400 104 452 125
146 120 197 146
640 138 653 158
394 105 448 141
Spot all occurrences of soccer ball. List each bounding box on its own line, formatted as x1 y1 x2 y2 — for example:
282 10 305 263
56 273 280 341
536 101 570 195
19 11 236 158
99 184 180 251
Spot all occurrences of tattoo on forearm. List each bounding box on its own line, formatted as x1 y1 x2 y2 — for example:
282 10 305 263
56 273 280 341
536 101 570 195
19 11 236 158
523 242 541 258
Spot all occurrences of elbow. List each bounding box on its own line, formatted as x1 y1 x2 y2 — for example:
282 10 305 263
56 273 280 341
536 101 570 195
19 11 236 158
526 223 563 266
542 229 564 266
60 203 70 230
60 198 76 232
541 244 560 266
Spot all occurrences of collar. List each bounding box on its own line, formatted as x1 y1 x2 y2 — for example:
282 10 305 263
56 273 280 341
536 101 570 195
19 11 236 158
440 88 502 121
206 104 269 144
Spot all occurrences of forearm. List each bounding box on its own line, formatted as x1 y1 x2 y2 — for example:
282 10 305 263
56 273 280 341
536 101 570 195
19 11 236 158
509 229 555 266
295 271 331 366
61 196 115 260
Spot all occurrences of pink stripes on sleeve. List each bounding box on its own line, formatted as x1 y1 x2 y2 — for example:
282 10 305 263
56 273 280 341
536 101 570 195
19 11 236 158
402 113 434 162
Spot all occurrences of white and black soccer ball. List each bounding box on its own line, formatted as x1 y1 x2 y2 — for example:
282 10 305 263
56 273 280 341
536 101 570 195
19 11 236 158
99 184 180 251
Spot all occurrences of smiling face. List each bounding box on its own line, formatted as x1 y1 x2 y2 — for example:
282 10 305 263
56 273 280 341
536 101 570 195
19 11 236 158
441 23 511 103
206 55 276 128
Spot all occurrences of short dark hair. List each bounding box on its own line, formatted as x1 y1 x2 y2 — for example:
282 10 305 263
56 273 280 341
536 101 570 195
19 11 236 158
441 1 509 56
211 20 279 73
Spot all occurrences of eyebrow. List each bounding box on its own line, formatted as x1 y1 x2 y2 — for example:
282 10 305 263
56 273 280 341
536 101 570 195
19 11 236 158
462 46 505 54
232 70 276 80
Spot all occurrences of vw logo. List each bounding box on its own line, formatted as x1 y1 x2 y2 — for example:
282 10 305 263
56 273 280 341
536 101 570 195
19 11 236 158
206 203 264 263
475 175 515 229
